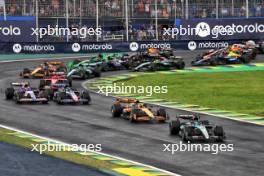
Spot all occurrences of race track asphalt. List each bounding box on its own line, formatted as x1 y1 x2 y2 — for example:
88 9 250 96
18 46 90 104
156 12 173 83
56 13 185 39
0 50 263 176
0 141 108 176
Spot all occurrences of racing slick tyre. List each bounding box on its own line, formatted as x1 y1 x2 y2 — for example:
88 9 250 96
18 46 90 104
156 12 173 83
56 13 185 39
56 92 66 105
209 59 217 66
149 65 157 72
23 68 31 73
157 108 168 123
111 104 123 117
130 114 137 123
39 80 46 89
22 68 31 78
214 126 224 142
40 91 49 104
80 71 88 80
240 54 250 64
169 120 180 135
176 61 185 70
45 89 54 100
182 126 192 142
67 77 73 87
82 91 91 105
93 69 101 77
5 87 15 100
102 64 110 72
251 48 258 60
260 45 264 54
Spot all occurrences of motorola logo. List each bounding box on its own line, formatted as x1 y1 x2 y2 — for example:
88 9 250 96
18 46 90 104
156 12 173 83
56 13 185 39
188 41 197 51
13 43 22 53
72 43 81 52
129 42 139 52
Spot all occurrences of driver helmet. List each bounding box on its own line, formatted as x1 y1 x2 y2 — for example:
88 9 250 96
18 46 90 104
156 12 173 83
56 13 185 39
138 103 144 108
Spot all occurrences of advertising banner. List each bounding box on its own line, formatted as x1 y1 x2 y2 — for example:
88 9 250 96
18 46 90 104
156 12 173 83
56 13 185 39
0 21 36 42
0 40 245 54
169 18 264 41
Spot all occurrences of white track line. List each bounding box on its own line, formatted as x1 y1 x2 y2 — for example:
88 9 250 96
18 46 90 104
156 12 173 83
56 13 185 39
0 124 180 176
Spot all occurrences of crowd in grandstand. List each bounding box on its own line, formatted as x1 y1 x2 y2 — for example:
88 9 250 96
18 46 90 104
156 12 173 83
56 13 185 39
0 0 264 18
0 0 263 42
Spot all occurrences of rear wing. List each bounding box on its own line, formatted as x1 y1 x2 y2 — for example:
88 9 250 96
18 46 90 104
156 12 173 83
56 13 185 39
43 75 67 80
11 82 30 87
176 114 200 120
116 97 140 104
47 62 64 65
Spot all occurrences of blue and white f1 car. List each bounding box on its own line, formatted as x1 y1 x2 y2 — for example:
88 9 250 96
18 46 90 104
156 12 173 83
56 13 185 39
169 114 225 142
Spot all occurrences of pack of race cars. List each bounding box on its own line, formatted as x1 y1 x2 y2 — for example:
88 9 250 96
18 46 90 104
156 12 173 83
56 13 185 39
6 41 262 142
111 97 226 142
7 61 91 105
191 42 258 66
16 41 262 83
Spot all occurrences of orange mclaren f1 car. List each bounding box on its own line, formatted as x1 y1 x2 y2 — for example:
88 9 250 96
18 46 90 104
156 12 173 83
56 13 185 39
20 61 67 78
111 98 169 123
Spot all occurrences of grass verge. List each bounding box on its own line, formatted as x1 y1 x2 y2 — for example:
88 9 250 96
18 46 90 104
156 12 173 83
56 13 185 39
0 127 118 173
117 71 264 115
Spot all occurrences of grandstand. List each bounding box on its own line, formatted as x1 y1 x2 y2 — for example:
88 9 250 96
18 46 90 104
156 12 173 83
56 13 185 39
0 0 263 42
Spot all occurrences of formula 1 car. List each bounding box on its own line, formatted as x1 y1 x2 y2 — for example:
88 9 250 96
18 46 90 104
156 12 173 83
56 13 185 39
20 61 67 78
191 45 255 66
99 53 125 61
169 114 225 142
101 58 127 71
5 82 49 104
67 63 101 80
67 57 99 71
133 58 185 72
126 48 185 70
111 98 169 123
53 87 91 105
98 53 129 71
44 61 67 72
67 53 127 72
39 75 72 99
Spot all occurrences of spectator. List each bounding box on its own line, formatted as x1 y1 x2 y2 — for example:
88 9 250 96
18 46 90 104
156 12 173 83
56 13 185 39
256 4 262 17
147 25 155 39
240 5 246 17
202 9 207 18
